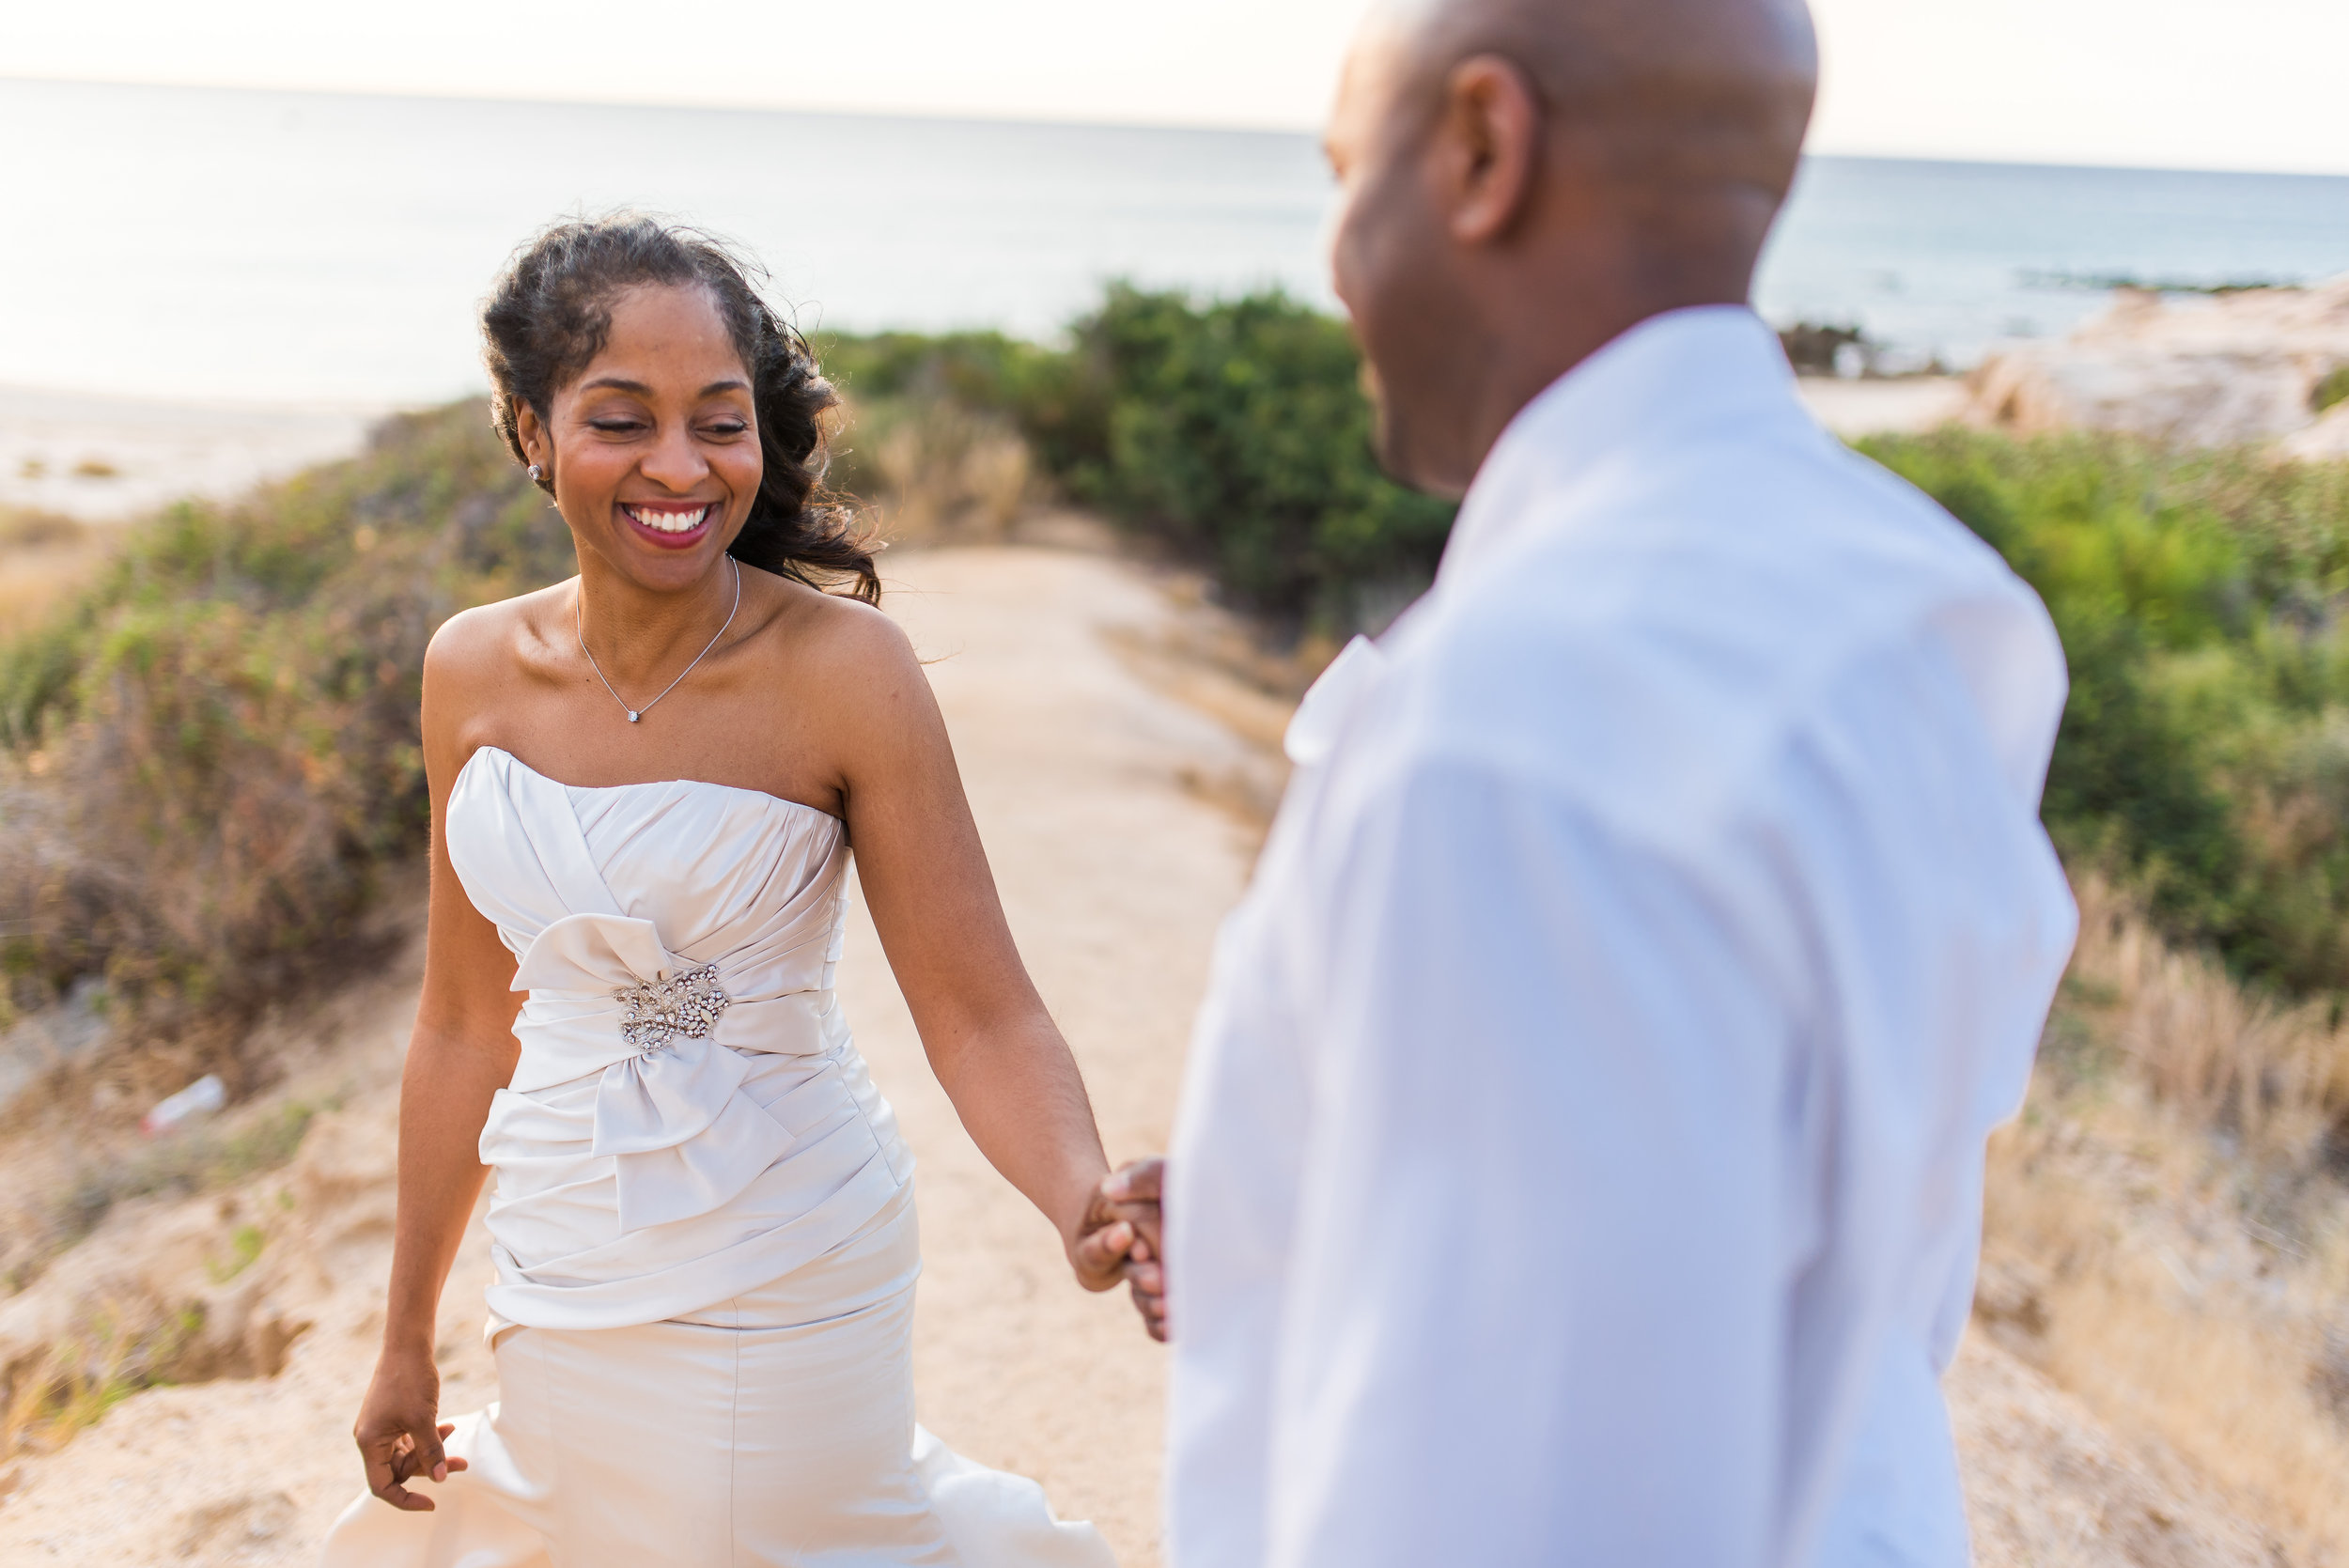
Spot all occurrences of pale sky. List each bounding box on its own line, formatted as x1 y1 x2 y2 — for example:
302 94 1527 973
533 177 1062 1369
6 0 2344 177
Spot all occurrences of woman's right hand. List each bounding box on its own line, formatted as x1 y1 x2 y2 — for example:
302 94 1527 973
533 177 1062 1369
354 1344 469 1511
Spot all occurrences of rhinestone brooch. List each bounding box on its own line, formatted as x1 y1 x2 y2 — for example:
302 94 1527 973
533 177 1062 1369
614 965 732 1055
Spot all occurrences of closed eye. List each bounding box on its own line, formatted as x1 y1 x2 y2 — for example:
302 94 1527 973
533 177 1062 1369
589 418 646 435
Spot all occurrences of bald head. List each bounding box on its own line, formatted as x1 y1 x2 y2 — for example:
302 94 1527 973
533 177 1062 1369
1375 0 1815 218
1325 0 1818 496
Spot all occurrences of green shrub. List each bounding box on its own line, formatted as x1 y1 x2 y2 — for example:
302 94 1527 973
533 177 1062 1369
2313 365 2349 416
819 328 1072 426
1066 287 1455 626
826 286 1455 629
11 288 2349 1029
0 407 568 1015
826 298 2349 999
1861 428 2349 993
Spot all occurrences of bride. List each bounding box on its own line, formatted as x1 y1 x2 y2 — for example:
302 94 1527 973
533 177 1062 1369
324 214 1151 1566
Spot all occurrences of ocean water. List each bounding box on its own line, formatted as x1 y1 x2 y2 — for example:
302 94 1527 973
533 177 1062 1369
1762 157 2349 373
5 77 2347 405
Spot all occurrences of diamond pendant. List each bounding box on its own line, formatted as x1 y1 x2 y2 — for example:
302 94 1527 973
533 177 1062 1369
627 711 640 723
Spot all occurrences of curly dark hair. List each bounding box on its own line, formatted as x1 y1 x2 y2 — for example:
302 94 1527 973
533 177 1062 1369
480 213 879 603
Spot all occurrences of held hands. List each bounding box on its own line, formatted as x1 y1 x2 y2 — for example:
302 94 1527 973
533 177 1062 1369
353 1345 470 1511
1067 1157 1167 1343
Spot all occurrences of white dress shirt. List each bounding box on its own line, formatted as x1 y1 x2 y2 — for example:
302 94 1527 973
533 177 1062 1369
1163 306 2077 1568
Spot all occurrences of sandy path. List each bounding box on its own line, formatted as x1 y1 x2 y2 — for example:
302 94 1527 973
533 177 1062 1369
0 540 2277 1566
845 547 1263 1565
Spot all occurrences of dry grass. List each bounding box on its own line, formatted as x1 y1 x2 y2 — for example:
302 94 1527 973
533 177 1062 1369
1983 874 2349 1564
0 510 110 640
2070 874 2349 1158
0 1303 194 1461
837 396 1034 546
0 1097 321 1296
0 407 564 1026
1094 583 1344 849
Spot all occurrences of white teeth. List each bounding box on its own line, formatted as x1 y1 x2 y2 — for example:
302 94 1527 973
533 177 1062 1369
625 505 710 535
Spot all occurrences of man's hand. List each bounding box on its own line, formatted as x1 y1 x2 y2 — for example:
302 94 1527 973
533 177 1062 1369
354 1346 469 1511
1069 1157 1167 1342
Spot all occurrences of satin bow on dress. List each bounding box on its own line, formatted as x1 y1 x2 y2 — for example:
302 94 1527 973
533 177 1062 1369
448 746 911 1332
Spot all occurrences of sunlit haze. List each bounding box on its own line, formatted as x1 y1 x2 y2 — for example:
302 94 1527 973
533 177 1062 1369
4 0 2344 176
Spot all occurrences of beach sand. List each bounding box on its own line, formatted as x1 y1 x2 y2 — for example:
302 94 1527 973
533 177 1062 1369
0 386 390 523
1796 374 1971 439
0 542 2274 1567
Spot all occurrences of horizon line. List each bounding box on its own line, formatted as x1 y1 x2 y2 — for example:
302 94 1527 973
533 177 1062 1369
8 72 2348 184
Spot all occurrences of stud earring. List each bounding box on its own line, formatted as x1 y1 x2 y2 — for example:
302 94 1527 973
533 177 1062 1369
527 463 545 484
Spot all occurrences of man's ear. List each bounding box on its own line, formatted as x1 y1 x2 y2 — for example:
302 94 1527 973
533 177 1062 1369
1435 55 1543 246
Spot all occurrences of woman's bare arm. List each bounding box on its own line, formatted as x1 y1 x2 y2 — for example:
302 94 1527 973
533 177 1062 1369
352 615 525 1510
817 609 1131 1283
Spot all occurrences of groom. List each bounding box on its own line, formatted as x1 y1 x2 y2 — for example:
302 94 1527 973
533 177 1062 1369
1089 0 2079 1562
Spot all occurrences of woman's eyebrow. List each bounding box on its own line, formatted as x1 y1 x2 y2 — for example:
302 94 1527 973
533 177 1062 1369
575 376 749 396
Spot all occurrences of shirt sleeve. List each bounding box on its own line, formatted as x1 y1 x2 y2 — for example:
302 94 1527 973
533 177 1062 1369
1259 749 1811 1568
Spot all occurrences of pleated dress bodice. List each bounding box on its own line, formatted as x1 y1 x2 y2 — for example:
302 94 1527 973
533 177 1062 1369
446 746 911 1331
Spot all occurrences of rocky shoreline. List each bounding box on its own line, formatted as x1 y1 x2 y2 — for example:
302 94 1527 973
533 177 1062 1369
1962 274 2349 458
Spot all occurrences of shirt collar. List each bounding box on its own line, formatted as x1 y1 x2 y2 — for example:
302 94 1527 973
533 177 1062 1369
1437 305 1803 585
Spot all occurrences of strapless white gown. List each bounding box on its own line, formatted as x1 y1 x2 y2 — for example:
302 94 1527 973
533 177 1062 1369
319 747 1114 1567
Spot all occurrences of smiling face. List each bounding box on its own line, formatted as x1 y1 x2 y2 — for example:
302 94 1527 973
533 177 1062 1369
515 283 761 594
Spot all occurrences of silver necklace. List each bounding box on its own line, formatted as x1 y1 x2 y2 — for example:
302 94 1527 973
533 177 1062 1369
576 557 741 724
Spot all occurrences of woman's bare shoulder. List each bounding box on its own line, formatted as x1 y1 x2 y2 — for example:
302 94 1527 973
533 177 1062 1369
737 572 936 776
426 583 571 681
422 582 574 747
747 569 919 683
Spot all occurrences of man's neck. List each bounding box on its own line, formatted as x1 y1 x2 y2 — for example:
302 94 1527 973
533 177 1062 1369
1455 283 1751 483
